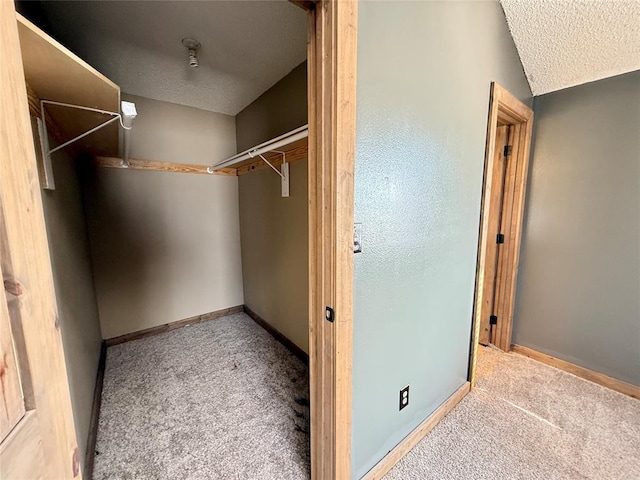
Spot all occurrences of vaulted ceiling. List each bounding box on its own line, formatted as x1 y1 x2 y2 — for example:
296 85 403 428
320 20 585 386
31 1 640 110
501 0 640 95
38 1 308 116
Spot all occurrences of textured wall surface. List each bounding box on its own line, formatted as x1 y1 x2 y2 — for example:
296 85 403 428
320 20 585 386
352 1 531 477
238 160 309 353
41 152 102 467
236 62 307 152
236 63 309 353
84 95 243 339
514 71 640 386
501 0 640 94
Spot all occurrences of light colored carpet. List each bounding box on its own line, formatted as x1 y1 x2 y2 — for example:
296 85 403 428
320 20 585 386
383 346 640 480
93 312 310 479
94 316 639 480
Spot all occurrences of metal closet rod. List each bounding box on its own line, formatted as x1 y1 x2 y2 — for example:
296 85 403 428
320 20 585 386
212 124 308 170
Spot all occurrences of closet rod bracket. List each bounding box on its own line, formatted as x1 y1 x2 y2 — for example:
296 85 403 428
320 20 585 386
253 151 289 197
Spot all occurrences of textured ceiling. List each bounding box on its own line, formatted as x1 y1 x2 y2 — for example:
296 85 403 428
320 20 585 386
39 1 308 115
501 0 640 95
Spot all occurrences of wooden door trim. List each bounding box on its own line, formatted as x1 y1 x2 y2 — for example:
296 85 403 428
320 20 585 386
307 0 358 478
1 3 80 477
469 83 533 385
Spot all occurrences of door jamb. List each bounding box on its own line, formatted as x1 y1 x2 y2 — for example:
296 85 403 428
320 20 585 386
469 82 533 385
300 0 358 478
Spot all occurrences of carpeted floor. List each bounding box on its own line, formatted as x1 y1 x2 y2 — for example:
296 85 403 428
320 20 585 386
93 312 310 479
383 346 640 480
94 315 640 480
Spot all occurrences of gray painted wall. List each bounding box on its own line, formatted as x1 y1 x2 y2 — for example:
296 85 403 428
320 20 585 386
238 160 309 353
352 1 531 477
236 62 307 152
41 152 102 469
235 63 309 353
513 71 640 386
84 94 244 339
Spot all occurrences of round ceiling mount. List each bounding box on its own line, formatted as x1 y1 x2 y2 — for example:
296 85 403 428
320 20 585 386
181 38 201 68
181 38 201 50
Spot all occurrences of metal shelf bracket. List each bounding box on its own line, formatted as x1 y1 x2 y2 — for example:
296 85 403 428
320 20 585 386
38 100 137 190
254 150 289 197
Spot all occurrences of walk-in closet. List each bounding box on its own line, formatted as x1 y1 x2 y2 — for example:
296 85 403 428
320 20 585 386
12 1 311 477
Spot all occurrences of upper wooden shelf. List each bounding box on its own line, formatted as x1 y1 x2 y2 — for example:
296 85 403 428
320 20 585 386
17 14 120 157
233 137 308 175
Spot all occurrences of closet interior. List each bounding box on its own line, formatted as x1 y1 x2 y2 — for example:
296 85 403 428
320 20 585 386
14 1 311 478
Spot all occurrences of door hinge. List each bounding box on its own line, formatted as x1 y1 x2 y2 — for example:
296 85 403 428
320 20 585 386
325 306 335 323
504 145 512 157
497 233 505 244
489 315 498 325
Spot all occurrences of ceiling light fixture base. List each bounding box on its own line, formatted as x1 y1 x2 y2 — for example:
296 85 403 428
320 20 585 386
181 38 201 68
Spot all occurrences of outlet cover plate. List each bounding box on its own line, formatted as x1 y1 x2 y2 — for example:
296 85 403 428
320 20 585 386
399 385 409 411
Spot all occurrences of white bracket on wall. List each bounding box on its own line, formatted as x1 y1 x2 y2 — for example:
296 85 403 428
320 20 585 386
38 100 137 190
212 125 307 197
254 151 289 197
36 117 55 190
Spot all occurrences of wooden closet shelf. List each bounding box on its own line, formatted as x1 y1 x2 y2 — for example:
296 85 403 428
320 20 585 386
213 125 309 172
94 150 309 177
17 13 120 157
235 138 308 176
95 157 237 176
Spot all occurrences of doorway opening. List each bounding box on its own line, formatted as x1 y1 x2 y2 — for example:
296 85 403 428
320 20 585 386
469 82 534 384
2 1 357 478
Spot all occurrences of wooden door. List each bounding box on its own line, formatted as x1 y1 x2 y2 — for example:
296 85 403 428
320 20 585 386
478 126 512 345
0 2 80 478
470 83 534 384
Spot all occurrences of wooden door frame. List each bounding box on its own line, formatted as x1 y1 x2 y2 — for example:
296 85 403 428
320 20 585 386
297 0 358 479
0 1 80 477
469 82 533 385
